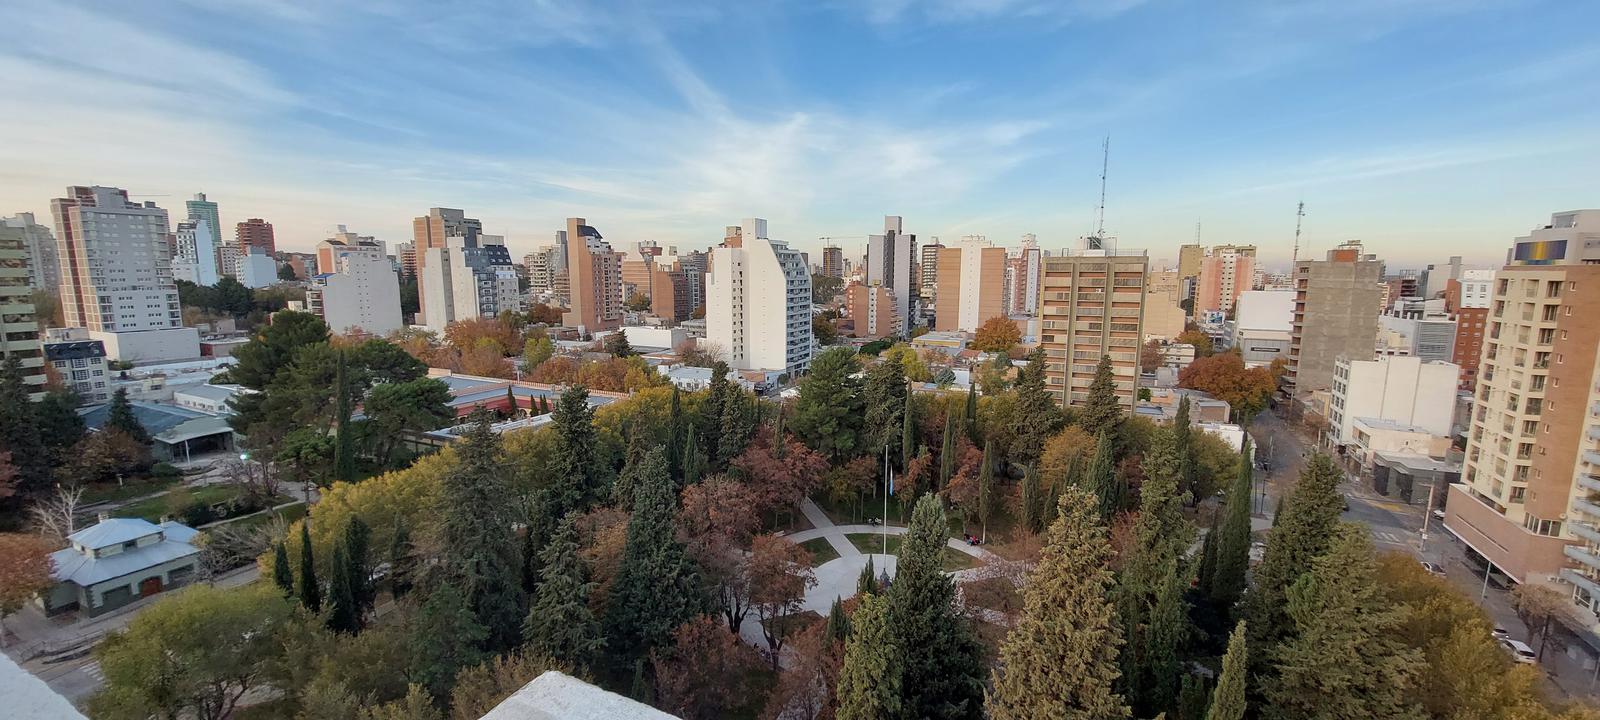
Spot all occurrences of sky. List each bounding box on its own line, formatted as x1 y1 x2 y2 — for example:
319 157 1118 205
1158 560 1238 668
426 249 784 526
1 0 1597 271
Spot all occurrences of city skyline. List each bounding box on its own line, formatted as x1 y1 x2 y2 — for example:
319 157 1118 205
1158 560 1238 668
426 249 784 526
2 1 1597 267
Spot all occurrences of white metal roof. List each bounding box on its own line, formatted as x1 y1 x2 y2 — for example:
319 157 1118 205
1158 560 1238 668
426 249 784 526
479 672 679 720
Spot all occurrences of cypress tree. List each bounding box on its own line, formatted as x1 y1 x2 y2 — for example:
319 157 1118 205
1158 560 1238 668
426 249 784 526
524 516 604 670
1079 355 1123 434
1262 525 1424 720
1173 396 1197 499
1019 464 1039 534
772 406 786 458
977 439 995 542
333 349 355 482
987 486 1129 719
327 543 359 633
836 593 901 720
298 522 321 612
1012 347 1064 467
1271 494 1284 526
667 387 685 480
700 361 731 456
1196 518 1219 601
1180 675 1212 720
1210 437 1254 612
1045 454 1073 526
857 556 878 596
887 495 985 720
0 356 49 494
390 516 414 599
106 388 151 445
1087 430 1123 519
964 382 978 444
504 385 518 418
341 516 373 616
409 582 486 700
825 596 851 642
1115 428 1192 716
1207 621 1247 720
606 447 706 666
900 391 915 473
1245 453 1346 664
272 542 294 597
939 405 955 491
436 410 525 651
1143 561 1190 714
681 424 703 486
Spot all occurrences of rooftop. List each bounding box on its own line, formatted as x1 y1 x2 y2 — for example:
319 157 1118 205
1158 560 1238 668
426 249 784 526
43 340 106 362
54 519 201 587
80 401 210 437
480 671 678 720
69 517 163 550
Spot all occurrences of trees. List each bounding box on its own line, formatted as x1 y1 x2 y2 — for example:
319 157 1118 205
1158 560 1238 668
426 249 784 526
1207 621 1247 720
1086 430 1124 519
409 582 486 700
332 349 356 483
1178 352 1276 421
449 653 562 720
1011 347 1065 468
1115 427 1193 715
972 315 1022 354
792 347 865 461
987 486 1129 719
0 533 53 645
273 542 294 597
607 447 706 666
299 521 322 612
543 385 606 532
887 495 985 720
863 354 908 468
524 516 604 670
0 355 49 498
1210 437 1254 612
977 439 996 541
1080 355 1124 433
522 334 554 372
811 273 844 304
362 378 454 467
812 315 839 345
1175 329 1214 358
605 331 636 357
1140 338 1164 373
651 616 767 720
1512 584 1570 660
837 593 902 720
88 585 293 720
435 412 525 652
106 388 151 445
1262 525 1424 720
1246 453 1345 659
748 534 816 668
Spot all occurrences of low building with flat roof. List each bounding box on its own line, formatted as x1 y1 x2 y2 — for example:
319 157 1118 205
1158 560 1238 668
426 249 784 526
42 518 200 617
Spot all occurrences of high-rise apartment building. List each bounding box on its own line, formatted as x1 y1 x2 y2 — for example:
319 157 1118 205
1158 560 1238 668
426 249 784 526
235 218 276 255
933 236 1006 332
866 216 916 333
707 218 812 374
396 242 418 278
1283 248 1382 400
679 250 707 315
306 248 402 337
317 227 386 273
413 207 483 325
845 282 895 340
1004 234 1043 316
562 218 624 335
0 224 46 398
2 213 59 292
919 239 943 306
185 193 221 254
821 245 844 278
1177 243 1204 280
1143 270 1186 341
646 255 695 323
171 219 220 286
1194 245 1256 319
1444 211 1600 611
1447 269 1494 389
420 234 520 333
1038 248 1148 410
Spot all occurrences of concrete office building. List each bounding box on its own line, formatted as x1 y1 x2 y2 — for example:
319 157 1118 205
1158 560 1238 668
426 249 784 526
1230 290 1295 367
2 213 59 292
1328 355 1459 447
1177 243 1203 280
1004 234 1043 316
919 239 943 306
1378 314 1457 362
413 207 484 326
1143 270 1186 342
562 218 624 335
1038 248 1147 410
1505 210 1600 265
318 226 384 271
234 218 275 255
706 218 811 374
0 224 46 398
1194 245 1256 319
170 219 219 286
845 282 895 340
866 216 916 332
396 242 417 278
1283 247 1382 400
933 235 1006 333
184 194 221 253
421 235 519 333
307 251 402 337
821 245 844 278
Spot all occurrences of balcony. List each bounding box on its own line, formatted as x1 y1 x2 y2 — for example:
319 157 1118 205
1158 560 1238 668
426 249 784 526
1565 544 1600 571
1574 522 1600 545
1576 497 1600 518
1562 568 1600 598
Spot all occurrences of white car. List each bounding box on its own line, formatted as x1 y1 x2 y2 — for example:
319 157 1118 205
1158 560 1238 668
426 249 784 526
1500 638 1538 664
1420 561 1446 577
1491 626 1511 640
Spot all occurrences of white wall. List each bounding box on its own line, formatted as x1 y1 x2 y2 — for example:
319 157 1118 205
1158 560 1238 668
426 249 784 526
321 254 402 336
1332 356 1458 443
421 246 454 332
706 219 811 373
236 252 277 289
1234 290 1295 332
90 327 201 365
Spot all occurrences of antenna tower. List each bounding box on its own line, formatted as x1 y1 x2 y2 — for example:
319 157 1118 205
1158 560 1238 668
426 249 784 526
1091 136 1110 249
1292 202 1305 263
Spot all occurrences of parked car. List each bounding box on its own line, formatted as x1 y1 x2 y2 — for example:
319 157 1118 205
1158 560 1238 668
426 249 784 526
1432 509 1447 521
1491 626 1511 640
1420 561 1446 577
1500 638 1538 664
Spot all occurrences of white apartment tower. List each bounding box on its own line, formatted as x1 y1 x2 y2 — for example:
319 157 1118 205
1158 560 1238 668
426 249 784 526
707 218 813 374
420 235 520 333
171 218 219 286
2 213 59 292
50 186 180 332
307 251 403 337
866 216 915 333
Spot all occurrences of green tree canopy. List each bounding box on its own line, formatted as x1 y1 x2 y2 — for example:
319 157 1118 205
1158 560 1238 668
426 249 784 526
435 412 525 652
887 495 985 720
792 347 865 461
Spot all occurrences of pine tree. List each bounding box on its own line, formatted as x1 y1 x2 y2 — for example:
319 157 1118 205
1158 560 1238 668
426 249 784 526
1087 430 1123 519
390 516 414 599
327 543 360 634
681 424 703 486
105 388 151 445
0 356 50 495
863 354 908 468
1210 437 1254 612
825 596 851 642
1262 525 1424 720
939 405 956 491
1207 621 1247 720
857 556 879 596
606 447 706 666
977 439 995 542
333 349 356 482
964 382 978 444
1246 453 1346 662
887 495 985 720
791 347 864 462
1079 355 1123 433
298 522 321 612
273 542 294 597
436 410 525 651
1115 428 1193 716
701 361 731 457
524 516 604 670
1012 347 1064 467
409 582 486 700
836 593 902 720
715 382 753 469
1019 464 1039 534
547 385 604 519
987 486 1130 719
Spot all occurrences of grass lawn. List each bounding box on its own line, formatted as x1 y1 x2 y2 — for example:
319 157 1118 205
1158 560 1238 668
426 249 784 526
813 492 912 527
79 476 181 506
844 533 981 571
798 537 840 566
113 484 245 523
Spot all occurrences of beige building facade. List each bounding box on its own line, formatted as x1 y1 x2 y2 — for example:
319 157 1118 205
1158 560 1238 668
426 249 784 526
1038 251 1147 410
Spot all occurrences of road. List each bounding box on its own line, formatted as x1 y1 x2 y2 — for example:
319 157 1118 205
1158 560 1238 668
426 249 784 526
1253 408 1600 700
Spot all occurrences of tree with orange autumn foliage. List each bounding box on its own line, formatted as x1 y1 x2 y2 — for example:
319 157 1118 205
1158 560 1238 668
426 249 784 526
732 427 830 525
443 314 523 357
0 533 54 645
972 315 1022 354
652 616 769 720
1178 351 1276 420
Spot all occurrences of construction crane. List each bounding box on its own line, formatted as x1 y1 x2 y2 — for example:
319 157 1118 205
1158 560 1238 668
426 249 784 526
1084 136 1111 250
1292 202 1306 263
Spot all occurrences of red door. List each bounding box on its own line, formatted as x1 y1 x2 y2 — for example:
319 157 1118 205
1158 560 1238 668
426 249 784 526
138 576 162 596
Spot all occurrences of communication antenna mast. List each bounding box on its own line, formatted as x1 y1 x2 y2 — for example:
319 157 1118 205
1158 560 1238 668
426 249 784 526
1292 202 1305 263
1090 136 1110 249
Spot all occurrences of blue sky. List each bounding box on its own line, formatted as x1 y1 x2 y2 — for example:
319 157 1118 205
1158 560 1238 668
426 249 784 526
1 0 1596 269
